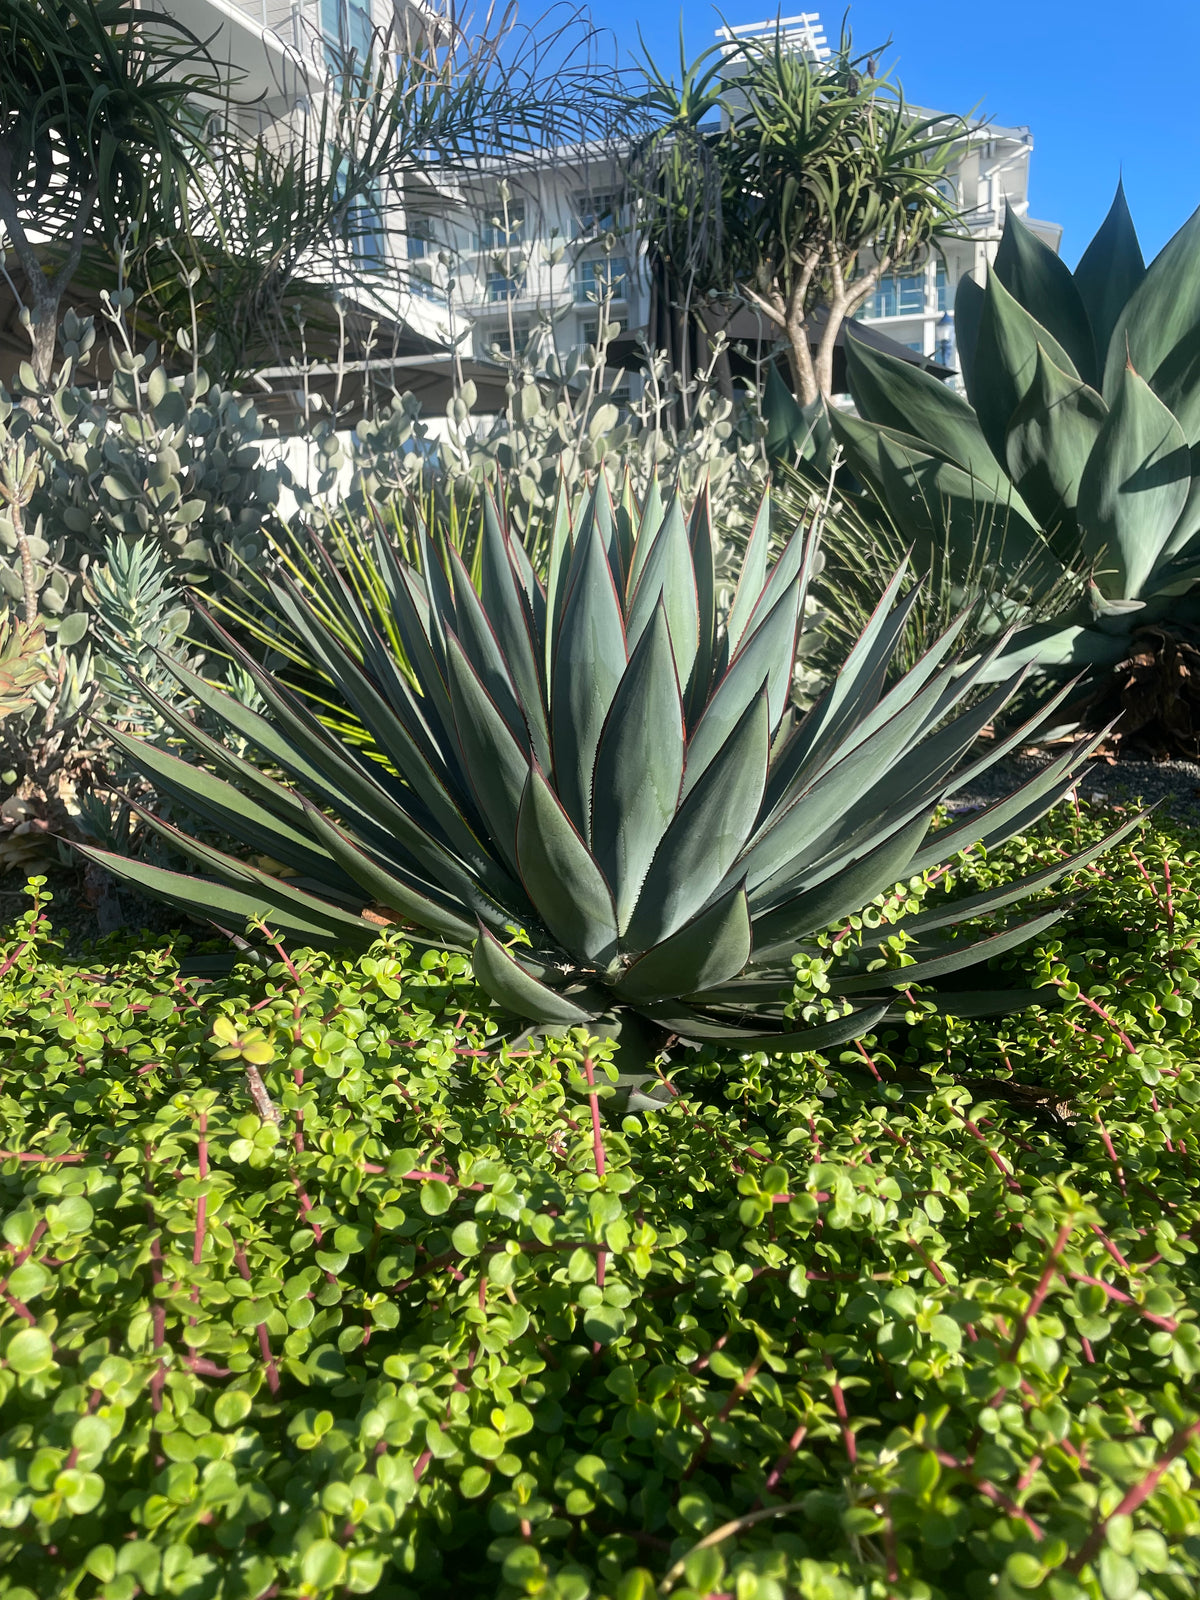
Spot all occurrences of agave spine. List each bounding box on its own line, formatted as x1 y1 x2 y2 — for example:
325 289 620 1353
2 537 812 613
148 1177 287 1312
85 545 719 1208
80 477 1135 1051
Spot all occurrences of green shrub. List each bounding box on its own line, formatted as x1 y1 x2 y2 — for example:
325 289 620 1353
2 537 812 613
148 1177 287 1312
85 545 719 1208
1 805 1199 1599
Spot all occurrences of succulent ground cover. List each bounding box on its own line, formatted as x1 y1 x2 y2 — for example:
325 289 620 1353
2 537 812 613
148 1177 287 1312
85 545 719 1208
0 802 1198 1599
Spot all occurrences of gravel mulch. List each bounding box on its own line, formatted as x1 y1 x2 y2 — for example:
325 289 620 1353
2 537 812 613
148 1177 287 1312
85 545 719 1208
948 750 1200 826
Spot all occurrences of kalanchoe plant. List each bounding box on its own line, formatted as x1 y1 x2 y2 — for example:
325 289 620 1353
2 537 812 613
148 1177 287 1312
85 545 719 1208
830 185 1200 750
78 479 1135 1060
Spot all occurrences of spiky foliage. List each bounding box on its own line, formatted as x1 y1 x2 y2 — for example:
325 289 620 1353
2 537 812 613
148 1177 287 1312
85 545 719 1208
830 186 1200 746
78 481 1134 1056
89 534 201 738
0 612 44 719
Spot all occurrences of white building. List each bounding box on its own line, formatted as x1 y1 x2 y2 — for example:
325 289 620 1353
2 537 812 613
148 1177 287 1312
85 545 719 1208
119 4 1061 395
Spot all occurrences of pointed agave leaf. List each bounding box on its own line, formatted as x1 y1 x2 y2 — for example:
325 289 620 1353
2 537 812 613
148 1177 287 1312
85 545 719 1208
831 906 1069 994
954 273 985 398
551 519 629 837
633 1000 890 1055
446 542 527 747
1076 365 1190 599
901 811 1146 938
846 327 1011 490
683 573 803 798
298 801 477 945
74 844 376 950
626 483 682 604
515 765 618 965
443 632 532 872
973 269 1083 465
1003 343 1107 544
625 688 769 951
614 882 751 1002
473 923 600 1025
1073 179 1146 362
993 209 1098 385
686 481 718 721
625 487 700 693
750 811 932 959
1104 199 1200 435
591 604 685 931
543 470 574 684
478 494 552 768
723 486 773 658
124 805 377 943
102 724 351 891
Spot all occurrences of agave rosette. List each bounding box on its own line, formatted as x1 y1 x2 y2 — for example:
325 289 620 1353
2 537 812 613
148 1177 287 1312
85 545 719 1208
831 185 1200 683
80 478 1135 1052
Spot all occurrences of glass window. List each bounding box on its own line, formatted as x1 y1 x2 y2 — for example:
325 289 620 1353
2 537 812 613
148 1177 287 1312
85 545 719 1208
479 202 525 252
321 0 372 70
484 323 531 358
575 257 628 303
487 271 525 302
575 192 619 234
580 318 622 348
936 262 949 311
896 270 925 315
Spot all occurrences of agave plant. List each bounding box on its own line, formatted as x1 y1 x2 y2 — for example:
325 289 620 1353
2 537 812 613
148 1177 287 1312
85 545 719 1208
79 480 1132 1061
829 185 1200 745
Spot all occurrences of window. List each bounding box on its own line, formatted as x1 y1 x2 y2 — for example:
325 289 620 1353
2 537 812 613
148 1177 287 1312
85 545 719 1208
580 318 622 349
903 339 927 356
863 268 926 319
483 322 531 359
321 0 372 69
575 192 619 235
487 270 525 302
407 219 435 260
479 202 525 252
936 262 949 311
575 257 628 303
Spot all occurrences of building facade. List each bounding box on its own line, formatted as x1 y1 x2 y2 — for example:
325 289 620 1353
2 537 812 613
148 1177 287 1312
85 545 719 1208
146 3 1059 395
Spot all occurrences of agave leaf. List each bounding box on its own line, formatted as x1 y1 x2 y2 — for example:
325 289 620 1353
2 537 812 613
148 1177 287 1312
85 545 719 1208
954 273 985 396
75 843 377 949
993 209 1098 386
515 765 618 965
1104 199 1200 437
625 485 700 693
550 518 629 837
472 923 600 1025
446 542 527 747
967 619 1126 681
443 631 532 872
615 882 751 1003
845 327 1012 491
972 269 1082 466
908 736 1104 876
750 811 932 960
831 410 1045 569
831 906 1069 995
684 572 803 798
1076 365 1190 599
626 476 676 599
543 470 575 683
634 1000 890 1055
902 811 1146 938
298 800 478 945
625 688 769 950
591 604 685 931
686 481 718 723
1003 344 1108 547
369 524 462 760
723 485 773 660
103 723 352 891
478 494 551 768
181 617 492 873
1073 178 1146 363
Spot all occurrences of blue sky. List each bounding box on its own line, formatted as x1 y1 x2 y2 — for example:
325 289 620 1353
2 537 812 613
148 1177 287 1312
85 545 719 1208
595 1 1200 266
